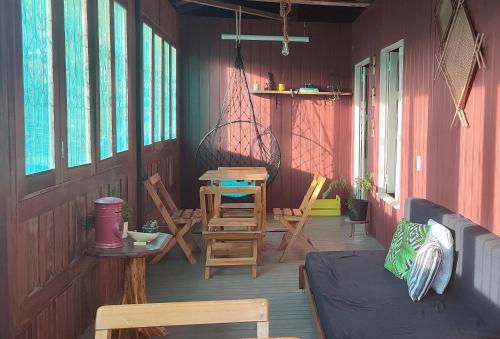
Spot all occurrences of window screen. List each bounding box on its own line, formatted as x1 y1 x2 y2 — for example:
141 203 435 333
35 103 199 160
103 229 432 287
64 0 91 167
143 23 153 146
98 0 112 160
153 34 162 142
171 46 177 139
21 0 55 175
163 41 170 140
114 2 128 153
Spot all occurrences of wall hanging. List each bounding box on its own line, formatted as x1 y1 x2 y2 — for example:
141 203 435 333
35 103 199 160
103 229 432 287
435 0 485 128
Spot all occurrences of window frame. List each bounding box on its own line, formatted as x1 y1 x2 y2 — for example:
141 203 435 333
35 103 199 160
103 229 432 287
15 0 62 195
95 0 130 172
377 39 404 209
141 16 177 155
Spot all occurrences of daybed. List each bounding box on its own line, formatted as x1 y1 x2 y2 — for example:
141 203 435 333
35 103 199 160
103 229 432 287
300 198 500 339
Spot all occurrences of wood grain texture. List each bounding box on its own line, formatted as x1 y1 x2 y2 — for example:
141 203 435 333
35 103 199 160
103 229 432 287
351 0 500 246
180 17 353 210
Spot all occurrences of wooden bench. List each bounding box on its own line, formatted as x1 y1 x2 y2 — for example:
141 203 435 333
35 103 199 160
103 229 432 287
94 298 298 339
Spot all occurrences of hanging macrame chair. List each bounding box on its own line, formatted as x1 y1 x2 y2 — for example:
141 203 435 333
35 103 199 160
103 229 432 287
195 13 281 188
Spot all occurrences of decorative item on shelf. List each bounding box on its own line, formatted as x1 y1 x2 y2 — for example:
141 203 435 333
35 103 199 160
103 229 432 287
278 83 286 91
347 173 374 221
300 82 319 93
327 75 343 101
253 80 260 91
266 72 275 90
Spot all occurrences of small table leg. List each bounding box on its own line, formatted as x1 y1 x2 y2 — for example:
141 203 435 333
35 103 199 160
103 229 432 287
118 257 167 339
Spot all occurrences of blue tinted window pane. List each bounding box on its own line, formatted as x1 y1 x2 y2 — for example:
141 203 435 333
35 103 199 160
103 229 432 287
153 34 162 142
163 41 170 140
171 47 177 139
22 0 55 175
114 2 128 153
143 24 152 145
98 0 112 160
64 0 91 167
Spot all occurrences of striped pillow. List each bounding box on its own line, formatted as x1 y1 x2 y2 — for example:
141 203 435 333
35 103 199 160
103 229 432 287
407 239 443 302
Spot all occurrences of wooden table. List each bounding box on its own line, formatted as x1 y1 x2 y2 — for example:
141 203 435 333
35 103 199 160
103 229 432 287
199 167 268 231
87 233 172 338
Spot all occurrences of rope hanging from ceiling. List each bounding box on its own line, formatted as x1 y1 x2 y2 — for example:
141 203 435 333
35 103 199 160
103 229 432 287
195 8 281 183
280 0 292 56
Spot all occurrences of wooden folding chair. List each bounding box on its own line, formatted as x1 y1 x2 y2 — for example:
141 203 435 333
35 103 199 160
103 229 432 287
144 173 199 264
273 175 326 262
94 298 298 339
200 186 262 279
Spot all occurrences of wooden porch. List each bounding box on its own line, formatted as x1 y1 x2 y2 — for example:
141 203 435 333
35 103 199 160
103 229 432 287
81 215 382 338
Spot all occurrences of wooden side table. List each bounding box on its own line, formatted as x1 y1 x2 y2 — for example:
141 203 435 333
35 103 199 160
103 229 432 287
88 233 173 338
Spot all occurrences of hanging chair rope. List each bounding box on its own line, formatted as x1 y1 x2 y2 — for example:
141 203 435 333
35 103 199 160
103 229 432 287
280 0 292 55
195 10 281 184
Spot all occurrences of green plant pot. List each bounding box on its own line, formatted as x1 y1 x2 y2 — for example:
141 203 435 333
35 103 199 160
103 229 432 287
348 199 369 221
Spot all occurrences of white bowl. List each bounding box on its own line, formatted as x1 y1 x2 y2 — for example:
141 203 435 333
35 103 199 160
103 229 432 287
127 231 159 242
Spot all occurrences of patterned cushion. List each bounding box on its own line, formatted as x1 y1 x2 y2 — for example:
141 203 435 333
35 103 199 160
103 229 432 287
427 219 454 294
384 219 430 280
407 239 443 301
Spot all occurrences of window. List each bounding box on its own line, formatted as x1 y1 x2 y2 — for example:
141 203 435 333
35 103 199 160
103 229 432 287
143 23 153 146
63 0 91 167
21 0 55 175
378 40 404 207
114 2 128 153
153 34 162 143
143 23 176 144
171 46 177 139
98 0 112 160
163 41 170 140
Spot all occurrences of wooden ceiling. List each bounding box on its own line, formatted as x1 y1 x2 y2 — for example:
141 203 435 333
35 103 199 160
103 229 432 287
170 0 371 23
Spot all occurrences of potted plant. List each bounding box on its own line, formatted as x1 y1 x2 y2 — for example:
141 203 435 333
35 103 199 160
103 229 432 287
347 173 374 221
110 187 131 238
311 176 348 216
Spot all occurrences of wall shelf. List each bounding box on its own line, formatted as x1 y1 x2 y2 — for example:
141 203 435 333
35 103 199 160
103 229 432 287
251 90 352 97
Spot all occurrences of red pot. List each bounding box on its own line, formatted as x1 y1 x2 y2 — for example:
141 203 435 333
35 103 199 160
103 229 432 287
94 197 124 248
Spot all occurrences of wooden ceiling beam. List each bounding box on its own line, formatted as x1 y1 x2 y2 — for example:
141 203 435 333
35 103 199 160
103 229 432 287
245 0 371 8
181 0 282 20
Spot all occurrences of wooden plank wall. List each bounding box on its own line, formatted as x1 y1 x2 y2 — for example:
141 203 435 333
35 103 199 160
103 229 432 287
351 0 500 246
0 0 180 338
180 18 353 209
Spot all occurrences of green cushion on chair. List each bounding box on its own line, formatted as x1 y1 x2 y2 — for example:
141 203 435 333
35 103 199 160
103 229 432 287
384 219 430 280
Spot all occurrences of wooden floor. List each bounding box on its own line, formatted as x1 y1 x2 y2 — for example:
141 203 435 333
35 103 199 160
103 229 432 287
81 215 383 339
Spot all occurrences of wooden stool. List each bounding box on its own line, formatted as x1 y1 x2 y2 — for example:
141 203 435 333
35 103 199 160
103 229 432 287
345 217 369 237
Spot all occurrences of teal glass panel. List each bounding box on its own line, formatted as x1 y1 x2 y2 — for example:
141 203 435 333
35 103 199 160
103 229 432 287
64 0 91 167
98 0 112 160
114 2 128 153
171 47 177 139
153 34 162 142
163 41 170 140
21 0 55 175
143 23 153 145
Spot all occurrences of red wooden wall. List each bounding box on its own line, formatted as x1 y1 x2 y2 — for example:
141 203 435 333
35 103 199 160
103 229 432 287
351 0 500 246
179 17 353 209
0 0 180 338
